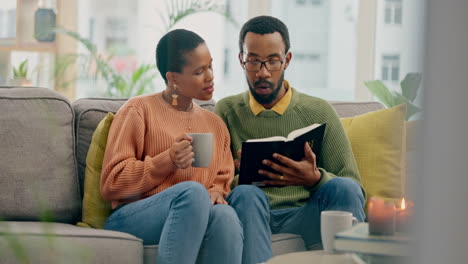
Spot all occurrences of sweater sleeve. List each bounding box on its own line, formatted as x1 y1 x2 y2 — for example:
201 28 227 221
100 105 177 201
306 103 364 197
207 123 234 197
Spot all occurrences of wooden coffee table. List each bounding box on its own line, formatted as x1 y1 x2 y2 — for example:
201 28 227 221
264 250 366 264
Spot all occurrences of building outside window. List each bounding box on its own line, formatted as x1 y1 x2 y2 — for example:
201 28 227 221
384 0 402 25
105 17 128 50
381 54 400 82
296 0 322 6
374 0 425 94
7 9 15 37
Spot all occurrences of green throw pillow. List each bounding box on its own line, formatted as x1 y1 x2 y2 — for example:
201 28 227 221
77 112 114 229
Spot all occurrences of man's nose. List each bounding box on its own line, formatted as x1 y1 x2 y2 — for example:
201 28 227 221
256 64 271 78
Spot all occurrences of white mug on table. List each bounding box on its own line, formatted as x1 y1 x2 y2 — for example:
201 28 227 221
321 210 358 254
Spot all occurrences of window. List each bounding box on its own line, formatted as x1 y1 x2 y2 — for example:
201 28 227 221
381 55 400 82
105 17 128 50
0 10 3 38
384 0 402 25
271 0 357 100
7 9 15 38
296 0 322 6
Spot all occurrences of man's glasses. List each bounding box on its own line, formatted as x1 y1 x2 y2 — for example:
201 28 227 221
241 54 286 72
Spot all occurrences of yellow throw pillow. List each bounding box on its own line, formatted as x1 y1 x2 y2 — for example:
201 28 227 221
77 112 114 229
341 104 406 204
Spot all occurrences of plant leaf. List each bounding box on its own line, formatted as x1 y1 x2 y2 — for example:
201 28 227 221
364 80 399 108
406 102 423 120
400 72 422 102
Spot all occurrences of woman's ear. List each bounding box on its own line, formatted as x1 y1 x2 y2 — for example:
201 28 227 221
166 72 176 85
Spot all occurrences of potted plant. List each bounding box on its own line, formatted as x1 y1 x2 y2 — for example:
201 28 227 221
12 60 32 86
365 73 423 120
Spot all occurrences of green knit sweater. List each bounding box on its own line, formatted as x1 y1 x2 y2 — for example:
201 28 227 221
215 87 363 209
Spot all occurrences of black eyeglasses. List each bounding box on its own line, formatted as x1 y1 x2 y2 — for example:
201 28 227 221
242 60 284 72
241 54 286 72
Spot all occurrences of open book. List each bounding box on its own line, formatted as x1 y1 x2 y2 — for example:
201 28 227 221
239 123 326 186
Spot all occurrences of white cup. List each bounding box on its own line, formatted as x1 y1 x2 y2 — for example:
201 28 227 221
320 210 358 254
188 133 214 167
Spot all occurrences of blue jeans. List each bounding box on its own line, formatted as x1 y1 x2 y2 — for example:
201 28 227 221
104 181 243 264
228 177 365 263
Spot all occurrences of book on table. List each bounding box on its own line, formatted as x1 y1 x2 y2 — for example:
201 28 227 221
239 123 326 187
334 222 411 257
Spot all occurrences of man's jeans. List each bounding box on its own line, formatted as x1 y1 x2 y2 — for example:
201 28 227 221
228 177 365 264
104 181 243 264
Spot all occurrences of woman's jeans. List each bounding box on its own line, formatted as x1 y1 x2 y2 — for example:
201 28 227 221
104 181 243 264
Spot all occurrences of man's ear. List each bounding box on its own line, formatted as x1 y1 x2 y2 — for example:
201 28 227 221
284 52 292 70
238 53 244 68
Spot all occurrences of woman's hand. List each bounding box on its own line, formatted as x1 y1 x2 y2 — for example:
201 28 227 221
234 149 242 170
169 134 194 169
210 192 228 205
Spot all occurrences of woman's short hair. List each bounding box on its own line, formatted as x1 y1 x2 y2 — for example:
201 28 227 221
156 29 205 84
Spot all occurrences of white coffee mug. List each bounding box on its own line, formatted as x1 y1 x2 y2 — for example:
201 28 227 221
320 210 358 254
188 133 214 167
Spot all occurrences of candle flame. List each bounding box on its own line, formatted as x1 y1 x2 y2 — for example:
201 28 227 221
401 197 406 210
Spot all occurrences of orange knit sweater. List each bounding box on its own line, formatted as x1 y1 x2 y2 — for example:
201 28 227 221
100 92 234 209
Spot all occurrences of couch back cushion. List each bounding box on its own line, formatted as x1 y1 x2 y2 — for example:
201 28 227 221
0 87 81 223
72 98 127 197
329 101 384 118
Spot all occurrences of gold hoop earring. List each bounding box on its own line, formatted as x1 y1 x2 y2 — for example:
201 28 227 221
171 84 178 106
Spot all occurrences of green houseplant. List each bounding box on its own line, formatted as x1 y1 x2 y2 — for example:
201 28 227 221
12 60 32 86
365 73 423 120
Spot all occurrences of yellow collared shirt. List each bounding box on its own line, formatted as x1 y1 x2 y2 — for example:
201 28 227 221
249 80 292 116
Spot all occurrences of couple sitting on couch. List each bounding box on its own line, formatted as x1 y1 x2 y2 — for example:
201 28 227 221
100 16 365 264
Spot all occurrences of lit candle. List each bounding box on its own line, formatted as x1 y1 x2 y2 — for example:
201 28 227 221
367 197 396 235
396 197 414 232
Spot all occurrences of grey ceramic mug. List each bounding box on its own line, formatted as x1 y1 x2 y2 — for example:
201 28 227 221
188 133 214 167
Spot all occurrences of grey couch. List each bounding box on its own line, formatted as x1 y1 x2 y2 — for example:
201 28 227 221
0 86 383 264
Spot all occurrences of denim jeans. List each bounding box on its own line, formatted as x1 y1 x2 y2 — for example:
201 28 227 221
228 177 365 263
104 181 243 264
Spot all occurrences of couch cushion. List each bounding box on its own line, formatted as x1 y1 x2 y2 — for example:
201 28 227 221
271 233 306 256
0 221 142 264
141 233 306 263
0 87 81 223
72 98 127 197
330 101 384 118
77 113 114 229
341 104 407 204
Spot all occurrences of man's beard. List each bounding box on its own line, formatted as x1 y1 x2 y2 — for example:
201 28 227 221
247 72 285 105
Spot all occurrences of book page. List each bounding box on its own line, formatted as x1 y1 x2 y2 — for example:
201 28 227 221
246 136 287 142
287 123 322 141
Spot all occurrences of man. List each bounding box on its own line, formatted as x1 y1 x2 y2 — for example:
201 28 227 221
215 16 365 263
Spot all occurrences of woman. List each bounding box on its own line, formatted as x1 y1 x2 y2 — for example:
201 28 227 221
100 29 242 264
